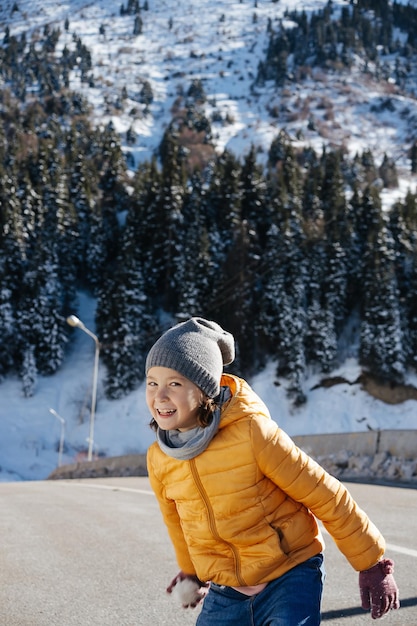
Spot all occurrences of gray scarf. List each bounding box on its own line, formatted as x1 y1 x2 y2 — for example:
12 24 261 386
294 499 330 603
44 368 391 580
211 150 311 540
156 386 231 460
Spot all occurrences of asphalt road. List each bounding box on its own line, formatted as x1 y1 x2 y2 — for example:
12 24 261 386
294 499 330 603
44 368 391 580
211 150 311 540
0 477 416 626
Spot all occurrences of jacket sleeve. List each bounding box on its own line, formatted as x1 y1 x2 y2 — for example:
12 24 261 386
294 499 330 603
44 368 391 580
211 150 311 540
251 416 385 571
147 447 196 576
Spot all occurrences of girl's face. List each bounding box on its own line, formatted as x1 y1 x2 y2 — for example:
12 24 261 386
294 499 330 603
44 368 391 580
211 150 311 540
146 366 204 431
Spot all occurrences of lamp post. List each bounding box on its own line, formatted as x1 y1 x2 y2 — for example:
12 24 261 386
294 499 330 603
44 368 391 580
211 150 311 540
49 408 65 467
66 315 100 462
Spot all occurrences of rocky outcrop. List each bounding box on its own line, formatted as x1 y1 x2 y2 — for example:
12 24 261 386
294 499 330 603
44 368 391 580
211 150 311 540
313 372 417 405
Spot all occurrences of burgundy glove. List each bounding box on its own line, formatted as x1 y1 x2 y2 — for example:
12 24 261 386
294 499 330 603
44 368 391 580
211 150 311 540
359 558 400 619
167 571 209 609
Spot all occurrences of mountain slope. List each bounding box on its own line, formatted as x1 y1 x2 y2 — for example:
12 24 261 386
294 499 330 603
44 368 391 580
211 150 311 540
2 0 416 200
1 0 417 482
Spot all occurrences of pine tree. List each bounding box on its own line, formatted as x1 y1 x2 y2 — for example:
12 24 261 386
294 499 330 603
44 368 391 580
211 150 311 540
359 223 405 382
54 187 79 310
86 201 114 293
390 191 417 370
278 224 307 404
216 220 262 375
352 184 384 291
0 272 15 379
301 148 323 228
17 242 65 377
176 171 212 318
319 149 351 329
129 158 162 304
34 258 66 375
410 141 417 174
149 136 187 311
240 145 269 247
0 165 25 377
67 152 94 284
388 195 413 303
133 15 143 36
405 255 417 371
20 345 37 398
257 223 284 354
97 241 156 398
378 153 398 188
96 122 128 206
206 150 242 242
258 220 307 404
305 297 337 373
202 151 243 317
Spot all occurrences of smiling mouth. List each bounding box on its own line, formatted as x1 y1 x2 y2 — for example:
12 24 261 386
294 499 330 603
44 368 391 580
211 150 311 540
157 409 176 416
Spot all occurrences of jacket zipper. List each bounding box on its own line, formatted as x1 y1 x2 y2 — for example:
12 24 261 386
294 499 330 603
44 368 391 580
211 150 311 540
189 458 246 586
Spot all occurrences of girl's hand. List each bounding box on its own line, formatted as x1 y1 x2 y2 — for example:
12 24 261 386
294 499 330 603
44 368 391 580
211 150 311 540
359 558 400 619
167 571 209 608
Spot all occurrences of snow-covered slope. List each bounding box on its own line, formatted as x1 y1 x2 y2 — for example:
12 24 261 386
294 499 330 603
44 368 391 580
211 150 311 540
2 0 416 193
1 0 417 482
1 291 416 483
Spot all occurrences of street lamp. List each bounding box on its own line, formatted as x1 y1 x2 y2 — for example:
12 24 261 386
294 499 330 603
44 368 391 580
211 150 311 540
66 315 100 462
49 408 65 467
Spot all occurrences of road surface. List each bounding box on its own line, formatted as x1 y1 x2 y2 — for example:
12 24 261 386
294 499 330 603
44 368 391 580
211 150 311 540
0 477 415 625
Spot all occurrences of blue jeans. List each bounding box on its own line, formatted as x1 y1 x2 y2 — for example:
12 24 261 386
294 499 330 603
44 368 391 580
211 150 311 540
196 554 325 626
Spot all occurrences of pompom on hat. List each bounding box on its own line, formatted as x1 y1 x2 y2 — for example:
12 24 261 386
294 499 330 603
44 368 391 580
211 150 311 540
145 317 235 398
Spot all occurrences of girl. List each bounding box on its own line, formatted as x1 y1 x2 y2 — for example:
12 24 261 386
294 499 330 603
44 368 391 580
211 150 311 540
146 317 399 625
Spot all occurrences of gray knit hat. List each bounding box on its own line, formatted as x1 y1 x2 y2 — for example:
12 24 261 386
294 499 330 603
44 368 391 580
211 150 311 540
145 317 235 398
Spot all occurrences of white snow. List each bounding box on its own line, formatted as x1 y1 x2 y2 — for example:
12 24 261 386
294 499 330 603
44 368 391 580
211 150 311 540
1 291 416 483
1 0 417 482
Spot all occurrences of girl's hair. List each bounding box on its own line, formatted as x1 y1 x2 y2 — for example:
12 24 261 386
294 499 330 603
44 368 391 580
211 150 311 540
149 396 217 432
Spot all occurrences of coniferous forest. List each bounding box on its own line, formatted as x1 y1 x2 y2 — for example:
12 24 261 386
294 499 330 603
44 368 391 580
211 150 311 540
1 0 417 405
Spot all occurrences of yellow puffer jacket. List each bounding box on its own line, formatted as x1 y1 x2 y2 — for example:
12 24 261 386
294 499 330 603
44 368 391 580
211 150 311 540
147 374 385 586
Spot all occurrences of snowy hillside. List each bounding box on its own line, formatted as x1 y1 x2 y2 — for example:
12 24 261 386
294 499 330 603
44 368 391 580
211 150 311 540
2 291 417 484
2 0 417 194
1 0 417 482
